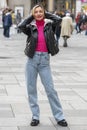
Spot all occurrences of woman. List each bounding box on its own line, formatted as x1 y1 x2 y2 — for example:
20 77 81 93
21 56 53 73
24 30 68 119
18 4 68 127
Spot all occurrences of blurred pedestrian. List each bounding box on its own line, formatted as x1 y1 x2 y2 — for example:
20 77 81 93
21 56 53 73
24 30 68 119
61 13 73 47
85 30 87 35
55 22 61 46
11 10 16 24
16 10 22 33
85 13 87 35
75 12 81 33
18 4 68 127
54 11 61 46
2 8 12 38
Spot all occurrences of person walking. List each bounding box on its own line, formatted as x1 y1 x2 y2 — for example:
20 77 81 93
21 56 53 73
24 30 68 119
61 13 73 47
18 4 68 127
75 12 81 33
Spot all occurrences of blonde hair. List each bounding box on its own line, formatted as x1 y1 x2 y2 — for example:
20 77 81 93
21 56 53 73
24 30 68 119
31 4 45 16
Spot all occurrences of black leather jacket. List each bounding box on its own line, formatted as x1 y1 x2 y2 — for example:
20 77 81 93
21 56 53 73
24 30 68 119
18 12 62 58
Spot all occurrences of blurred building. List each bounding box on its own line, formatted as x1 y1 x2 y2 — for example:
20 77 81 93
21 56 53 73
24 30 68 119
7 0 31 18
0 0 7 27
0 0 7 9
5 0 87 18
81 0 87 13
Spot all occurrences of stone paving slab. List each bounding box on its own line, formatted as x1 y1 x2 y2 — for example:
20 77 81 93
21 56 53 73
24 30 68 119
19 126 56 130
69 126 87 130
67 117 87 125
0 127 18 130
0 104 13 117
5 86 27 96
64 110 87 117
0 96 27 104
0 117 29 127
11 103 31 115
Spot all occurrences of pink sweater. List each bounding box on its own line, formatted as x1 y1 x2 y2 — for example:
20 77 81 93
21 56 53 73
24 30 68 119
35 20 48 52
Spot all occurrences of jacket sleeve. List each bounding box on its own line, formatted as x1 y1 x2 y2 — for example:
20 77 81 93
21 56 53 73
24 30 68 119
45 12 62 23
17 15 34 35
45 12 62 32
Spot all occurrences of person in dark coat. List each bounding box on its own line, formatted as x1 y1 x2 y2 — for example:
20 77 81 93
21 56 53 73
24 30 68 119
54 11 61 46
2 8 12 38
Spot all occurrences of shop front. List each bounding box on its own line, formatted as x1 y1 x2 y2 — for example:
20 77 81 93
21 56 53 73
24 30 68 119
54 0 76 14
31 0 76 14
81 0 87 13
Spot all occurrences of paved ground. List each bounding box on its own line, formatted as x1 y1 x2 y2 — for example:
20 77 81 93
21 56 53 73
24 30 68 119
0 28 87 130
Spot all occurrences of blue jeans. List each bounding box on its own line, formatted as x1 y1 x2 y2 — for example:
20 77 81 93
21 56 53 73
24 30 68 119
85 30 87 35
3 26 10 37
25 52 65 121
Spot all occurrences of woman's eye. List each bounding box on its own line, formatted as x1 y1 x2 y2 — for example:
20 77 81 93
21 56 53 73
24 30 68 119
34 11 38 14
39 11 43 13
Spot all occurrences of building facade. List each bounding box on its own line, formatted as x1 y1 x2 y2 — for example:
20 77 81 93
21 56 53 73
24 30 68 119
7 0 31 17
6 0 87 18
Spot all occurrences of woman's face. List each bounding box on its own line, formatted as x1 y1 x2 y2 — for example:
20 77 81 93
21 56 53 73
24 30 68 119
33 6 44 21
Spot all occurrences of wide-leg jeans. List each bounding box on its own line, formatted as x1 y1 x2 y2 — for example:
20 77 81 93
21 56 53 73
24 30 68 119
25 52 65 121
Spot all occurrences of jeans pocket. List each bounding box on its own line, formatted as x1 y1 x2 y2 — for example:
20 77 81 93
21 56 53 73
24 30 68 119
41 54 50 65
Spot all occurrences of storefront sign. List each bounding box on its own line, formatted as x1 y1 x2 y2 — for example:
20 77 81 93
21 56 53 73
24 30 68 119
81 0 87 2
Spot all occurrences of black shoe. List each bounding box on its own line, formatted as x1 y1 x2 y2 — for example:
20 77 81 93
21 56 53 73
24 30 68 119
30 119 40 126
57 119 68 127
63 43 68 47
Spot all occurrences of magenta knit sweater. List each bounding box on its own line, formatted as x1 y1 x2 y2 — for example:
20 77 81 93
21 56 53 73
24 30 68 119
35 20 48 52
